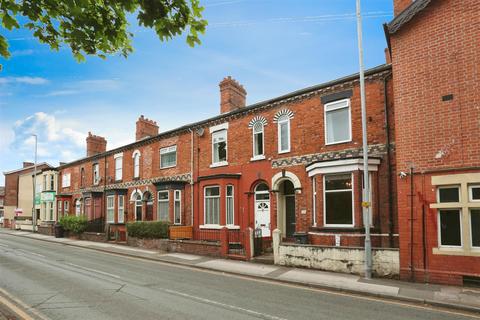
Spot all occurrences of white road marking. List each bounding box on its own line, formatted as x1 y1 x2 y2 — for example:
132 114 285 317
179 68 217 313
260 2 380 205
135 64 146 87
66 262 121 279
0 243 9 248
164 288 288 320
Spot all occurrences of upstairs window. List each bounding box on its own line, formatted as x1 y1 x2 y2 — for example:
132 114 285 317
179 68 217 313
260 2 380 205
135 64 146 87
160 146 177 169
93 164 100 185
205 186 220 225
49 174 54 190
253 122 264 158
277 115 290 153
212 130 227 165
132 150 141 178
80 168 85 187
325 99 352 145
62 173 71 188
114 154 123 181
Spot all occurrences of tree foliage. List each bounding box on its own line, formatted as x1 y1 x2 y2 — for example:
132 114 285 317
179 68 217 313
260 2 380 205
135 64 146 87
0 0 207 63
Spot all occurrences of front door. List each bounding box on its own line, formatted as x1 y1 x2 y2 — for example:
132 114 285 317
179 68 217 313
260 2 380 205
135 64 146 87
254 183 271 237
285 195 296 237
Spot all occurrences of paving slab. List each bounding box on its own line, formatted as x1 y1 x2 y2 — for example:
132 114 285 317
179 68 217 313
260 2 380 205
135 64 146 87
196 259 278 276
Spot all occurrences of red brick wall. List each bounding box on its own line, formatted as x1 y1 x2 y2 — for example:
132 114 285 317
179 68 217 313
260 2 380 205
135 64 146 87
390 1 480 284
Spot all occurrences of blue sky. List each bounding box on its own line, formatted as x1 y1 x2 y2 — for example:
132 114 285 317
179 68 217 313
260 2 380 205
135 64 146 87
0 0 393 184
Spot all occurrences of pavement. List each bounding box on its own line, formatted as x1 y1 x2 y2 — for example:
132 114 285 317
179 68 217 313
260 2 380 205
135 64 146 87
1 229 480 318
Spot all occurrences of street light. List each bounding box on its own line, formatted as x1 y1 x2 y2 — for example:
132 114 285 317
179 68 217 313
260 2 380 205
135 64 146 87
31 134 38 233
355 0 372 279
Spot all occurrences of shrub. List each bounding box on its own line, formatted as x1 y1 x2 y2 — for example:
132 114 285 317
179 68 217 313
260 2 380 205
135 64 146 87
127 221 169 239
59 215 88 234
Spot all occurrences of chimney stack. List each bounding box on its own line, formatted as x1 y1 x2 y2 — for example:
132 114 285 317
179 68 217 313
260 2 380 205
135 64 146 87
393 0 413 16
219 76 246 114
23 162 34 168
135 115 159 141
86 132 107 157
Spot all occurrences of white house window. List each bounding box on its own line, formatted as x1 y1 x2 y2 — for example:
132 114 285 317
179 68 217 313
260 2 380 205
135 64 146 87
252 122 264 158
57 200 62 217
174 190 181 225
324 173 353 226
118 195 125 223
469 185 480 202
471 209 480 248
75 199 81 216
324 99 352 145
130 150 141 178
62 173 71 188
277 115 290 153
160 146 177 169
205 186 220 225
439 209 462 247
158 191 169 222
93 163 100 185
48 202 54 221
438 186 460 203
49 174 54 190
226 185 234 225
107 195 115 223
212 130 227 165
115 155 123 181
64 201 69 215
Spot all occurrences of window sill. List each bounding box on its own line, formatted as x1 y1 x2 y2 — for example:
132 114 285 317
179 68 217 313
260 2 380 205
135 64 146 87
250 155 266 162
325 139 352 146
199 225 240 229
278 150 290 155
160 165 177 170
210 161 228 168
432 247 480 256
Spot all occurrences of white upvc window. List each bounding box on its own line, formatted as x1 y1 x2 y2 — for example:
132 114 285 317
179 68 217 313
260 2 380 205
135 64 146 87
324 99 352 145
47 202 54 221
157 191 169 222
118 195 125 223
252 122 264 159
312 177 317 227
93 163 100 185
204 186 220 225
107 195 115 223
62 173 71 188
114 154 123 181
277 115 290 153
212 130 227 166
133 150 141 178
174 190 181 225
160 146 177 169
226 185 234 226
469 185 480 202
64 201 69 215
57 200 62 217
438 209 462 247
323 173 354 227
49 174 55 190
75 199 81 216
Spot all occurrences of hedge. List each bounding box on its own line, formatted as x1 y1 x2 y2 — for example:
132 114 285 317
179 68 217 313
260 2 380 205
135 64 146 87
126 221 170 239
58 215 88 234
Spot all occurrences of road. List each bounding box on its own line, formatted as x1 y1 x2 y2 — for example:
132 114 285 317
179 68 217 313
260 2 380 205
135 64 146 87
0 233 477 320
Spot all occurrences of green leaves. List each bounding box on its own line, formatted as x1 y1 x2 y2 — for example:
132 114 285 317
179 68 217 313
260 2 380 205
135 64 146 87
0 0 207 63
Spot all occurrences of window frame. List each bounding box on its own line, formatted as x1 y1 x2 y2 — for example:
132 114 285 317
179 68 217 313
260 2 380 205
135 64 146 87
132 150 141 178
174 190 182 225
437 185 461 203
204 186 221 226
226 185 234 226
211 130 228 167
64 201 69 215
469 185 480 202
470 209 480 249
323 173 355 228
62 173 71 188
324 98 352 145
437 208 463 248
118 195 125 223
106 195 115 223
252 122 265 160
157 190 170 222
93 163 100 185
114 155 123 181
160 145 177 169
277 115 291 154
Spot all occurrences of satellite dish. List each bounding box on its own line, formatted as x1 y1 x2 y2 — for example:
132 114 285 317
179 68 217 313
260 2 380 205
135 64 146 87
196 128 205 137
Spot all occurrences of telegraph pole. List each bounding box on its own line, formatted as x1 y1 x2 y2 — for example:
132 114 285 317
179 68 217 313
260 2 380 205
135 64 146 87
356 0 372 279
32 134 38 233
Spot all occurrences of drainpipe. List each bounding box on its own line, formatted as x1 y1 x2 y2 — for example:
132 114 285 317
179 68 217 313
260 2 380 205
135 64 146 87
409 166 415 281
383 76 395 248
190 129 194 227
103 154 107 233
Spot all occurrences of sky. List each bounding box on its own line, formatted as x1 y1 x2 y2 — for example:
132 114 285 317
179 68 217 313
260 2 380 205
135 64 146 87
0 0 393 185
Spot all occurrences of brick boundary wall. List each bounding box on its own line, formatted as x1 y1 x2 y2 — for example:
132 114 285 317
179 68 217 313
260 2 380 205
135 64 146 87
127 237 222 257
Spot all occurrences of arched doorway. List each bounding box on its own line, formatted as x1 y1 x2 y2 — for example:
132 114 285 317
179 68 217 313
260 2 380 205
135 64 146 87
277 180 296 238
144 192 154 221
254 183 271 237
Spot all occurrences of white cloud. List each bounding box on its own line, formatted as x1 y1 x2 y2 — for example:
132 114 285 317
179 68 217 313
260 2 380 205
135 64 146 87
11 112 86 164
11 49 34 57
0 76 49 85
41 79 121 97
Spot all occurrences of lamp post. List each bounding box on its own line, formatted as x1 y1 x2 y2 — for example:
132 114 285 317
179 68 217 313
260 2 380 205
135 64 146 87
356 0 372 279
32 134 38 233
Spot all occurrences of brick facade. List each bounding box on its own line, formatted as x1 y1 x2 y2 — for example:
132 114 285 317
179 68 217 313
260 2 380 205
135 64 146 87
388 0 480 284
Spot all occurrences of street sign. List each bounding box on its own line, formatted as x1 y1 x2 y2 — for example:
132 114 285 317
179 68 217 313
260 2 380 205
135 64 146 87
41 192 55 202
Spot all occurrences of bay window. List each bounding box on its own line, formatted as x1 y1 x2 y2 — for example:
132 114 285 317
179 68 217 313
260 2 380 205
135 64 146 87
64 201 69 215
324 173 353 226
205 186 220 225
118 195 125 223
107 195 115 223
226 185 234 225
324 99 351 145
174 190 181 224
158 191 169 222
160 146 177 169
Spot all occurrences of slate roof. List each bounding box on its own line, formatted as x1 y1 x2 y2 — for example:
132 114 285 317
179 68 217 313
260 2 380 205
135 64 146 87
387 0 432 34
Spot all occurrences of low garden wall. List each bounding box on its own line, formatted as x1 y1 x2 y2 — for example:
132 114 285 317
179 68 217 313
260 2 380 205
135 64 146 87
127 237 222 257
79 232 107 242
38 224 54 236
272 230 399 278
